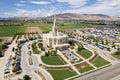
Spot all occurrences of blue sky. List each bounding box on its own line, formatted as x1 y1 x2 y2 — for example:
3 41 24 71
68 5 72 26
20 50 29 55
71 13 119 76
0 0 120 17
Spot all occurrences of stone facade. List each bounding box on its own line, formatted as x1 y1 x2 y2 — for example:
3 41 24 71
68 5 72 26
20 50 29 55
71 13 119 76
43 16 69 50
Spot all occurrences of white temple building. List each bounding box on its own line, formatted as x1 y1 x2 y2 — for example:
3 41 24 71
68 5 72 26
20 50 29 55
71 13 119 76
43 16 69 50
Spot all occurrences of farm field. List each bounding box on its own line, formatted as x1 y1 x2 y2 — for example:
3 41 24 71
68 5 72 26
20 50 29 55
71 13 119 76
0 26 20 37
59 23 90 30
23 22 89 32
0 21 89 37
26 27 42 33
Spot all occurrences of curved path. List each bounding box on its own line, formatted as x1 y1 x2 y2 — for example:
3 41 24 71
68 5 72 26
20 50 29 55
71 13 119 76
69 38 120 64
36 41 96 69
12 40 53 80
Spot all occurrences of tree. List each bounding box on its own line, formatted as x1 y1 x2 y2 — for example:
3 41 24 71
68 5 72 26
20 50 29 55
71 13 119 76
101 40 104 44
105 40 109 45
52 50 57 56
12 47 15 52
0 52 3 57
95 37 100 43
107 47 111 51
23 75 31 80
45 52 49 56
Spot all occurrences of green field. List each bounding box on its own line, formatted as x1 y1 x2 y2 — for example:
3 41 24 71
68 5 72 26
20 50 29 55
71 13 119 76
23 22 52 32
48 70 76 80
17 26 26 33
0 25 26 37
0 21 89 37
23 22 89 32
92 56 110 67
78 49 92 59
79 65 94 73
41 56 64 65
59 24 89 30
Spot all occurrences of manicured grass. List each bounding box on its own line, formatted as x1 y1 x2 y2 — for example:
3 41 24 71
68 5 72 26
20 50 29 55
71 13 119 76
0 26 20 37
48 70 76 80
78 49 92 59
113 55 120 59
79 65 94 73
92 56 110 67
41 56 64 65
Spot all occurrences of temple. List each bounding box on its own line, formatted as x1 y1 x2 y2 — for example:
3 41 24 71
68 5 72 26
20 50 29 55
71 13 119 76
42 16 69 50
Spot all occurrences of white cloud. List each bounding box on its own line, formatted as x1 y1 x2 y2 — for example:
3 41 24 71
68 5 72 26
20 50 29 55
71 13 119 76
63 0 120 17
2 0 120 17
30 1 50 5
57 0 88 8
16 4 25 6
4 9 54 17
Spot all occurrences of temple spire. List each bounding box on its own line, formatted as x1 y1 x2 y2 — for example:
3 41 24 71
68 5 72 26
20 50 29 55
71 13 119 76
53 15 56 27
52 15 58 36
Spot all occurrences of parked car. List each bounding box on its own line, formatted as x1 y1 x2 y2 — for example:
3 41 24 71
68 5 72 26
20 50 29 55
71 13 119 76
4 69 10 74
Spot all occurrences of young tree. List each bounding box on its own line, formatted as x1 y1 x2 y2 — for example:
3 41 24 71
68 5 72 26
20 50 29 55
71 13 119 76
23 75 31 80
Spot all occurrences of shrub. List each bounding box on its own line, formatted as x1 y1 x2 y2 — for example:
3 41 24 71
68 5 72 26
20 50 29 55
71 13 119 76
23 75 31 80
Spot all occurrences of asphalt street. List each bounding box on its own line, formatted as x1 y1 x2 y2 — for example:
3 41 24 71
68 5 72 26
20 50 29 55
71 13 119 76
75 64 120 80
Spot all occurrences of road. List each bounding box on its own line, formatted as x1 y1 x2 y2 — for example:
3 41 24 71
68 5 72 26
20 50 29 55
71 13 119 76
0 36 18 80
20 40 53 80
69 38 120 80
75 64 120 80
70 38 119 64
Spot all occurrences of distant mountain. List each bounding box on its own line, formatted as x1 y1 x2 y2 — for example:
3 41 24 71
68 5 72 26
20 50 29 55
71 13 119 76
47 13 120 21
0 13 120 21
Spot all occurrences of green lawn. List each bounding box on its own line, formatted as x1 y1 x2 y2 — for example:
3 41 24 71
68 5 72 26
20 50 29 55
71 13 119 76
113 55 120 59
0 26 20 37
92 56 110 67
79 65 94 73
41 56 64 65
48 70 76 80
78 49 92 59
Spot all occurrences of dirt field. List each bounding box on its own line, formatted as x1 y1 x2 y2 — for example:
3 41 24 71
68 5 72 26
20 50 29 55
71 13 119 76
26 27 42 33
0 37 12 40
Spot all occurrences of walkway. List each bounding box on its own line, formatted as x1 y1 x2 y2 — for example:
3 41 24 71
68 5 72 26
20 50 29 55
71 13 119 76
57 50 81 75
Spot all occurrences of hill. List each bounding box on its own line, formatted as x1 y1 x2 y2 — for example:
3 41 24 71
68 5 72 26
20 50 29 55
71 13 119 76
0 13 120 21
47 13 120 21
